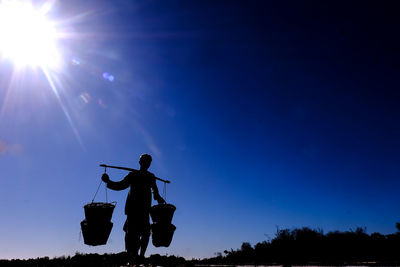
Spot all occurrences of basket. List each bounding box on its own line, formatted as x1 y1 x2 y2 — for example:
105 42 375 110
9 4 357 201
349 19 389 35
81 219 113 246
84 202 116 222
150 203 176 224
151 223 176 247
81 201 115 246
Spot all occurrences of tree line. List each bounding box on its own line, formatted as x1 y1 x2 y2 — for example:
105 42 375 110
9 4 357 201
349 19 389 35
0 253 187 267
197 223 400 265
2 223 400 266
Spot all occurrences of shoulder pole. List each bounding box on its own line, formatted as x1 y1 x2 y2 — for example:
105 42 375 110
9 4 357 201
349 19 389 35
99 164 171 184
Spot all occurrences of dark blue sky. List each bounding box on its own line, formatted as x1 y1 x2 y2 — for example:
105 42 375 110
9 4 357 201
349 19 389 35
1 0 400 259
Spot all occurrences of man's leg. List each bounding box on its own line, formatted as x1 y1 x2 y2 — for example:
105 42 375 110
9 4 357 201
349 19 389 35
138 214 151 261
139 227 150 258
125 217 140 264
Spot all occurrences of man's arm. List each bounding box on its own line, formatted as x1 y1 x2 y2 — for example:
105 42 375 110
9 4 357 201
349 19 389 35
102 173 131 191
151 175 165 204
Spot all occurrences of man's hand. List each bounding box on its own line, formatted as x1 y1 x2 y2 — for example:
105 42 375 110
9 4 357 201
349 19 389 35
155 195 165 204
102 173 110 183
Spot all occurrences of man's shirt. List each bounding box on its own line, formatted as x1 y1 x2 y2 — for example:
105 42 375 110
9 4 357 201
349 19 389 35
106 170 159 215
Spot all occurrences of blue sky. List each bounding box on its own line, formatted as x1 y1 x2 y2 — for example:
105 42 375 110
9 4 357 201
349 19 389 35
1 0 400 260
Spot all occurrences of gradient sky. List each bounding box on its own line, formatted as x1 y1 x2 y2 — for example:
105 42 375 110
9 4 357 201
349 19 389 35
1 0 400 260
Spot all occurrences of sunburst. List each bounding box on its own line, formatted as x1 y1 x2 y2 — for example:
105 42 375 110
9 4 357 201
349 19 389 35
0 0 61 68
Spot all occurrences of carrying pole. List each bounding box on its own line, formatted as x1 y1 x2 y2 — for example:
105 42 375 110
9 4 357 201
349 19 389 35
99 164 171 184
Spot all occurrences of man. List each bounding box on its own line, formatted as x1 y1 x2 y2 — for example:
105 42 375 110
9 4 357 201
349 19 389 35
101 154 165 264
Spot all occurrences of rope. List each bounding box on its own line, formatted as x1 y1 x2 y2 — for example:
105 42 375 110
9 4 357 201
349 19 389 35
163 182 167 202
92 167 107 202
104 167 108 202
105 183 108 203
92 179 103 203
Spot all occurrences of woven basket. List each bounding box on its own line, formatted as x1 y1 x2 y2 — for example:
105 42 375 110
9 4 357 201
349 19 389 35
150 203 176 224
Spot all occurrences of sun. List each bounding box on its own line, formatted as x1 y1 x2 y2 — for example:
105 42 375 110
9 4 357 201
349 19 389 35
0 1 60 68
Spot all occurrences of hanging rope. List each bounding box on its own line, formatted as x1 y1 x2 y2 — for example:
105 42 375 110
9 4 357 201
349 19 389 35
105 181 108 203
163 182 167 203
92 167 108 203
92 179 103 203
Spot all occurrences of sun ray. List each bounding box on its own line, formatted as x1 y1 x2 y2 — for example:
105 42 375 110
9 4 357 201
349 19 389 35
42 67 85 150
0 67 22 118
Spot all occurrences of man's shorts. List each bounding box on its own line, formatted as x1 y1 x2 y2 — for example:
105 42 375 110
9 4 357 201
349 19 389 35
123 213 150 234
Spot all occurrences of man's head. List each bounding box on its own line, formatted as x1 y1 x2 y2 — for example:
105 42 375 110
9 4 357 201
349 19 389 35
139 153 152 170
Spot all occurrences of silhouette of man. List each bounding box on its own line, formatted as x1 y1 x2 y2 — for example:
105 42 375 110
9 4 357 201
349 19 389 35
101 154 165 264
